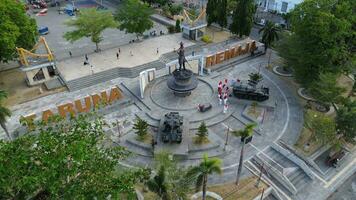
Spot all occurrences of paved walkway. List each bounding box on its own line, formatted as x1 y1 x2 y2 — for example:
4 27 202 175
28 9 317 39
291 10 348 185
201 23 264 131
57 34 195 81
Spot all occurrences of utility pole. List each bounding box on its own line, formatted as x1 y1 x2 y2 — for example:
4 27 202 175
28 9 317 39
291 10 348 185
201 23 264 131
117 119 121 143
255 163 264 188
224 126 230 151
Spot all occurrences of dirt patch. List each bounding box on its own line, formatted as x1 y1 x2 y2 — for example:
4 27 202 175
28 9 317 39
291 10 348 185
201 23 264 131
207 177 268 200
0 68 66 107
294 127 322 156
205 27 231 43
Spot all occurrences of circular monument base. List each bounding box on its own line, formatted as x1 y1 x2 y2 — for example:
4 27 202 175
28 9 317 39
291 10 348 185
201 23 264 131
167 69 198 97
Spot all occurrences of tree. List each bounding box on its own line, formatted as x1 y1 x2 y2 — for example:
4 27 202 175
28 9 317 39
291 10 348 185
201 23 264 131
306 110 336 145
276 0 355 87
232 123 256 185
0 114 148 199
259 21 281 52
186 154 222 200
196 122 208 143
217 0 228 29
227 0 237 16
309 72 345 111
206 0 218 26
0 91 11 140
147 165 170 200
336 100 356 142
133 117 149 139
64 8 117 52
229 0 256 37
0 0 37 62
153 151 192 199
206 0 227 29
175 19 181 33
115 0 154 40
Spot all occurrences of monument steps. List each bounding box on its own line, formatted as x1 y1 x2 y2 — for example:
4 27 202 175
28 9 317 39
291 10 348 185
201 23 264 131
66 60 166 91
189 106 236 129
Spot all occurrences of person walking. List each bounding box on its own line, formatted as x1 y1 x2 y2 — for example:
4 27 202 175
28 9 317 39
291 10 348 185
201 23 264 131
116 52 119 59
69 51 72 58
156 48 159 54
118 48 121 53
85 54 88 61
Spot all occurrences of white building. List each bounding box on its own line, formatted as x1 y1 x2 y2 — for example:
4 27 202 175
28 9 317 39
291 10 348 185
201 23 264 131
256 0 303 13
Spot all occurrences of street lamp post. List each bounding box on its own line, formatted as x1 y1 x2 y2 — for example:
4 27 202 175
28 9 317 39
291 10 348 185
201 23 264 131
224 126 230 151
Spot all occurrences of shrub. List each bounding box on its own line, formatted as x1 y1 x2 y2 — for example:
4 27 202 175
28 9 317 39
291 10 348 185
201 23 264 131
168 25 176 33
201 35 212 43
175 19 181 32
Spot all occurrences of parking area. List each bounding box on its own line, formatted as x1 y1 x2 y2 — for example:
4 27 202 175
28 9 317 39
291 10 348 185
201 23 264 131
32 4 167 61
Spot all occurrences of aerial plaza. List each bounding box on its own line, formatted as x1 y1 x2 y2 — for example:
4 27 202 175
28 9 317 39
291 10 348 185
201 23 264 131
0 0 355 199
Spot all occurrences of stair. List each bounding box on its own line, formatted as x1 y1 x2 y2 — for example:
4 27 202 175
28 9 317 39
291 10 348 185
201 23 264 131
66 60 166 91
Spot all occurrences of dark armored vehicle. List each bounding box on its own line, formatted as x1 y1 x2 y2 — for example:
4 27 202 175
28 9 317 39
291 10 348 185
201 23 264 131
161 112 183 143
232 81 269 101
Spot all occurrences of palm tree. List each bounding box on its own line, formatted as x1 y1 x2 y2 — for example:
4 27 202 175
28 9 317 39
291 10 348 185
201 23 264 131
147 165 170 200
259 21 281 65
0 90 11 140
232 123 256 186
186 154 222 200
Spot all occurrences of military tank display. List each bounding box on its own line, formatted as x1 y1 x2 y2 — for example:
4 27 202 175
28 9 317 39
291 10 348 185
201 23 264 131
161 112 183 143
232 81 269 101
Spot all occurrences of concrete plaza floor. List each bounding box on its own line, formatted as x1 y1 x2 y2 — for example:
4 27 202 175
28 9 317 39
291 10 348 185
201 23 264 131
57 33 195 80
33 6 168 61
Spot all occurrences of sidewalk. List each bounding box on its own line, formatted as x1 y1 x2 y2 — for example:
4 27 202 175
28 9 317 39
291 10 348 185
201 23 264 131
57 34 195 81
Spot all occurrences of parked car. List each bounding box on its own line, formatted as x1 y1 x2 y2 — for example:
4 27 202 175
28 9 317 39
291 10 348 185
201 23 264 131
38 26 49 35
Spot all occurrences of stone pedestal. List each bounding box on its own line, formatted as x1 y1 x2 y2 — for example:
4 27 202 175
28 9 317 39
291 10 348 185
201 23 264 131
167 69 198 97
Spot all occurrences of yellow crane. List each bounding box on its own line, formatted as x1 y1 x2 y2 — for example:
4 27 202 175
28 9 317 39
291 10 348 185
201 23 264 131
16 36 54 67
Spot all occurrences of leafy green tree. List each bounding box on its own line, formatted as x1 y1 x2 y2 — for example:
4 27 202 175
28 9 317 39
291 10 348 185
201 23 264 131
229 0 256 37
133 117 149 139
206 0 218 26
309 72 345 111
0 0 37 62
186 154 222 200
115 0 154 40
232 123 255 185
0 114 148 199
169 4 183 16
196 122 209 143
259 21 281 52
153 151 191 199
64 8 117 52
227 0 237 15
336 100 356 142
175 19 181 32
217 0 228 29
206 0 227 28
0 91 11 140
147 165 170 200
306 110 336 145
276 0 355 87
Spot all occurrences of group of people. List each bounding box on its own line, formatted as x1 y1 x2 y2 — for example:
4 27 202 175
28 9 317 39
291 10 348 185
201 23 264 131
218 79 230 114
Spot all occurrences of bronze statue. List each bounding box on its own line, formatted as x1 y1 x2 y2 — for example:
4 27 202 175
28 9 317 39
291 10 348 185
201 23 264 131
178 41 187 71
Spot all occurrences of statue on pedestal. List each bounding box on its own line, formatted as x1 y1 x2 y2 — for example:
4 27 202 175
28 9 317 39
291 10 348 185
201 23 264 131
178 42 187 71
